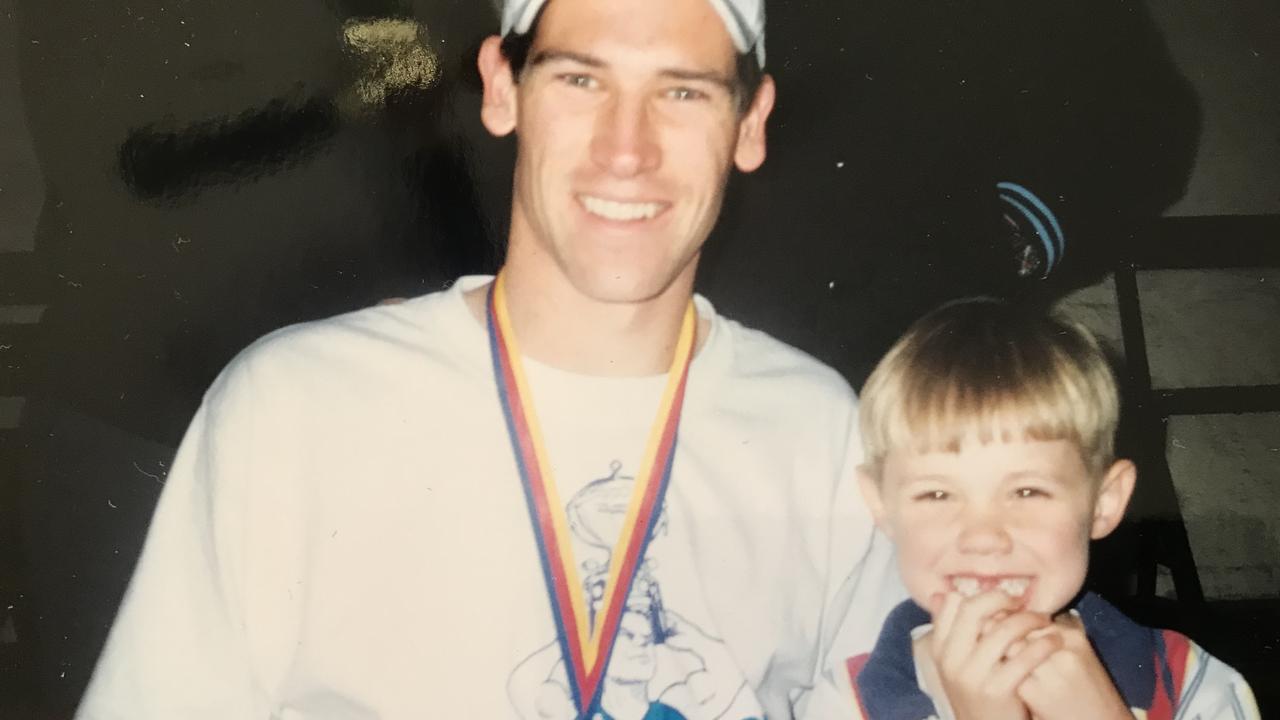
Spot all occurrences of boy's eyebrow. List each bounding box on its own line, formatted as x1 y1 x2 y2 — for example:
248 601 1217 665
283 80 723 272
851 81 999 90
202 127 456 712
898 473 952 485
1004 470 1069 485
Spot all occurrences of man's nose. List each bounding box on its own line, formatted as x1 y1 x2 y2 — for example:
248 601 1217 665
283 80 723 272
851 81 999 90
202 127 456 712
957 510 1014 555
590 96 660 177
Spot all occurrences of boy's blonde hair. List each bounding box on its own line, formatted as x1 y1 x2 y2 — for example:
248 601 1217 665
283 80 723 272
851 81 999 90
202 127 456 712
859 297 1120 477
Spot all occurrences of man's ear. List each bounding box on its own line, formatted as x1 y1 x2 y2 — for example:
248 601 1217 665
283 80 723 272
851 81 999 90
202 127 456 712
733 74 776 173
477 35 518 137
857 465 892 538
1090 459 1137 540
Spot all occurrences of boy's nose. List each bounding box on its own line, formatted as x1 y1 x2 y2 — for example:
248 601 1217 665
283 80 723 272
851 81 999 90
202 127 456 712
590 96 661 177
957 514 1014 555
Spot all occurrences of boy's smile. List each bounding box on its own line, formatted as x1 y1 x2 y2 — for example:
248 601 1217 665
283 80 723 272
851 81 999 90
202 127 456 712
947 574 1031 600
860 437 1135 616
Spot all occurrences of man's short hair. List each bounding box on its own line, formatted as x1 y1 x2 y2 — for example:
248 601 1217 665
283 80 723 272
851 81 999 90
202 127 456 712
497 10 765 114
859 297 1121 477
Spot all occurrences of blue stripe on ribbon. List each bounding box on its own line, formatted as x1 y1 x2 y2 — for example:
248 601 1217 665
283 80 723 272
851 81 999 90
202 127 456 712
486 285 587 712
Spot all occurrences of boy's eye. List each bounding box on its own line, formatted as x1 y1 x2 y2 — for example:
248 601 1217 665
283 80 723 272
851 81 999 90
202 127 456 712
1014 487 1050 499
913 490 950 502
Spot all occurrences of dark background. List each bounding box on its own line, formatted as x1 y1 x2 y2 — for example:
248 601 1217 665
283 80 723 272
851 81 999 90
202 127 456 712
2 0 1275 717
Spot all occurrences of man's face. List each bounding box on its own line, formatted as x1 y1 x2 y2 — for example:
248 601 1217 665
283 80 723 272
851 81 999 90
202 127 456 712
481 0 773 305
861 438 1132 615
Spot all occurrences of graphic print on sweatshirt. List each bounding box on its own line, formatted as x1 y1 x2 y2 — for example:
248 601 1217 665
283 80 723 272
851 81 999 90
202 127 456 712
506 461 760 720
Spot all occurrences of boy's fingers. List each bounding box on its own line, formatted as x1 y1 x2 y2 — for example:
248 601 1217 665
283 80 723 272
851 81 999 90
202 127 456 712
1055 612 1084 630
1003 635 1024 661
930 592 963 648
970 611 1052 671
933 591 1016 665
981 609 1012 637
1052 613 1089 642
1008 623 1064 659
994 634 1063 694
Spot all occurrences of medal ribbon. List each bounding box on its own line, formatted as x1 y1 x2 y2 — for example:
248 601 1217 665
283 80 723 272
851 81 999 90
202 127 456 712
486 274 696 717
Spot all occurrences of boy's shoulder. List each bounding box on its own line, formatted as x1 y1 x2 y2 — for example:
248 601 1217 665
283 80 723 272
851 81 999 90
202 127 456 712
1135 625 1261 720
842 599 934 720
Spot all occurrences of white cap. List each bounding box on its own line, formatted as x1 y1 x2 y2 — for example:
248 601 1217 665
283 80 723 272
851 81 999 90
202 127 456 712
501 0 766 67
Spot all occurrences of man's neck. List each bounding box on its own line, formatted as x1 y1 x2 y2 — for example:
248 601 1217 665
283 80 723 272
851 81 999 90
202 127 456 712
463 270 703 378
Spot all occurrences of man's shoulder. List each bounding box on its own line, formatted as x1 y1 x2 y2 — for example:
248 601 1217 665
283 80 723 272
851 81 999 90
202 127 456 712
211 286 473 397
240 298 423 364
267 295 436 350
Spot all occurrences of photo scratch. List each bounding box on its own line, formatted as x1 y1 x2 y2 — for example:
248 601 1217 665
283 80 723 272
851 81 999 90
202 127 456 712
132 461 163 484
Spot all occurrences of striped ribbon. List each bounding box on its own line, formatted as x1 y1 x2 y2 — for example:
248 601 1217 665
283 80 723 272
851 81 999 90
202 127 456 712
486 274 696 716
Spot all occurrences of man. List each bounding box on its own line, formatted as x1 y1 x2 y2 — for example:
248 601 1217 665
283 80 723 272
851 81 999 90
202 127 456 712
75 0 903 717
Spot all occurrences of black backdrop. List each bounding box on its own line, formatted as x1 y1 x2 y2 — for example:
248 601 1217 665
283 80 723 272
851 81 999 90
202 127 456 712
6 0 1201 714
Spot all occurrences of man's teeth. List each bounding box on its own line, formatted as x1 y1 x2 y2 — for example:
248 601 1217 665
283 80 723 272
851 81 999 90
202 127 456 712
582 195 661 221
949 577 1029 598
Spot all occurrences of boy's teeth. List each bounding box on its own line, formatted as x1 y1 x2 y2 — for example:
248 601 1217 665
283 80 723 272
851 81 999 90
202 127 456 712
949 576 1030 598
997 578 1029 598
582 195 661 221
952 577 981 597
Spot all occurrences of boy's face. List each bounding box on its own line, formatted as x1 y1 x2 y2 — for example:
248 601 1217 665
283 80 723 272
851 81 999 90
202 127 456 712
860 438 1135 615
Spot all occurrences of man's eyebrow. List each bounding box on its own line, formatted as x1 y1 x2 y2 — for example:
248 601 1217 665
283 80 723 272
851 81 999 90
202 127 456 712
528 49 606 68
658 67 735 92
527 50 734 92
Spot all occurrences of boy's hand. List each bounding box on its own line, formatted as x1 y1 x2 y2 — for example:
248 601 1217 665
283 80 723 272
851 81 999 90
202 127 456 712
928 591 1062 720
1015 613 1133 720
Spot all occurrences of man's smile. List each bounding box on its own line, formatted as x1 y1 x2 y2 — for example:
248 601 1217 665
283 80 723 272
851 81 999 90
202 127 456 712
578 193 669 222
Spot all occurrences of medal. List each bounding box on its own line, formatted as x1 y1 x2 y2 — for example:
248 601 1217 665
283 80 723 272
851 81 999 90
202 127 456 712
486 274 696 716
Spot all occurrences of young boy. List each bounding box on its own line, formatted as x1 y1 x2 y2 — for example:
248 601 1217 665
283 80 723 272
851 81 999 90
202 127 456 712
845 297 1260 720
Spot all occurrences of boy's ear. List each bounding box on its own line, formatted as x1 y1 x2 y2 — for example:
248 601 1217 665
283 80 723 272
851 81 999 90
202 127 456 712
856 465 892 537
1090 459 1137 540
477 35 518 137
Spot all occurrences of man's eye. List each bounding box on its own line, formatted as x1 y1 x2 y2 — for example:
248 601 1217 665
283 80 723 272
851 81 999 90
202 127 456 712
559 74 597 89
666 87 708 101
